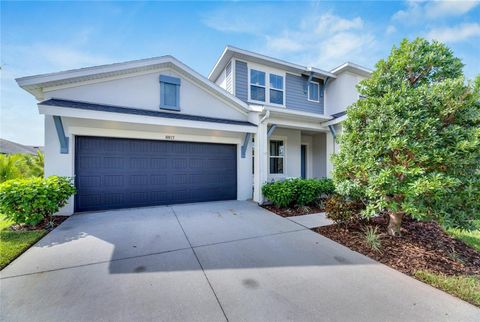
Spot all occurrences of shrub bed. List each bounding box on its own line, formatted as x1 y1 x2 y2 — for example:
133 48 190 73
0 176 76 226
262 178 335 208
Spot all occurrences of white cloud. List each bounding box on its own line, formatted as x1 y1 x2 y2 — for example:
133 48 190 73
35 45 110 70
427 23 480 42
201 6 274 34
426 0 479 18
266 35 303 52
1 30 112 145
386 25 397 35
262 12 375 69
315 14 364 33
393 0 479 22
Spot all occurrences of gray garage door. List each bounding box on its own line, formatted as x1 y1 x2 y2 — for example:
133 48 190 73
75 136 237 212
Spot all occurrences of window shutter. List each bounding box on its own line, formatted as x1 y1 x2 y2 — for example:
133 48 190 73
159 75 181 111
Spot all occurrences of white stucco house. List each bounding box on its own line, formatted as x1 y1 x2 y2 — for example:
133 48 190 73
16 46 371 214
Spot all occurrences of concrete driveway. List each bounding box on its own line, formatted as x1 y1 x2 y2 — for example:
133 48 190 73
1 201 478 322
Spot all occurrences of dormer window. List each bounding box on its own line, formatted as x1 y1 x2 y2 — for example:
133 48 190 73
249 67 285 106
159 75 181 111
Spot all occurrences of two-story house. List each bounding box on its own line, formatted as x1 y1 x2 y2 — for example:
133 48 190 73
16 46 371 214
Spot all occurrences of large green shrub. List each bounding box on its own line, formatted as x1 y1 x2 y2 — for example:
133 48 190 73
333 38 480 236
0 176 76 225
295 178 335 206
262 178 335 207
262 179 297 208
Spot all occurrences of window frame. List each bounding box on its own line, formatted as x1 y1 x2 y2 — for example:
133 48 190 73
159 75 181 111
248 64 286 107
269 73 284 105
249 69 266 103
268 137 287 175
307 81 320 103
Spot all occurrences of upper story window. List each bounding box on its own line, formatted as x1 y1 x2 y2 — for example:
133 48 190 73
159 75 181 111
269 74 284 105
308 81 320 102
250 69 266 102
249 68 285 106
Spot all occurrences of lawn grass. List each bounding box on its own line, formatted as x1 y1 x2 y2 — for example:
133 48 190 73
0 216 46 270
446 220 480 252
415 270 480 307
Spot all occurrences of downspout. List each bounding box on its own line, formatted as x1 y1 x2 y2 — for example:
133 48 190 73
328 124 337 140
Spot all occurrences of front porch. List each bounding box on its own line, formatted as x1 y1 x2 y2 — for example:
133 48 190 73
251 109 340 202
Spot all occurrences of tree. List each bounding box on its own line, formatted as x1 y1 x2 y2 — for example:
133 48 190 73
333 38 480 236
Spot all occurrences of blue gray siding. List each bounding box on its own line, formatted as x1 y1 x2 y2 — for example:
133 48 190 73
286 74 324 114
233 60 324 114
225 61 233 94
235 60 248 102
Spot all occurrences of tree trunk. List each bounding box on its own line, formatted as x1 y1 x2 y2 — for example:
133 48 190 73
387 212 403 236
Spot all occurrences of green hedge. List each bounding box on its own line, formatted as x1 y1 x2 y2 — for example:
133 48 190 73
0 176 76 225
262 178 335 208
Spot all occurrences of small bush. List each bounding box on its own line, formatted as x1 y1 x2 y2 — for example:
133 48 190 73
0 176 76 225
262 179 296 207
325 194 364 225
262 178 335 208
363 226 382 252
295 178 335 206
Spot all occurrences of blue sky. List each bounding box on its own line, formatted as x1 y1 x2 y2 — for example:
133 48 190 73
1 1 479 145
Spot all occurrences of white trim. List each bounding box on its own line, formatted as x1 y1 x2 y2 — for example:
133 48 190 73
232 58 236 96
16 56 253 115
268 117 330 132
268 135 287 176
266 106 331 121
300 142 313 179
68 127 243 145
209 45 337 81
38 104 257 134
321 115 347 126
330 62 372 77
247 63 286 108
307 81 320 103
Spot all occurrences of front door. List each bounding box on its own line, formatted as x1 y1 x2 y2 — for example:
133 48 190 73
301 145 307 179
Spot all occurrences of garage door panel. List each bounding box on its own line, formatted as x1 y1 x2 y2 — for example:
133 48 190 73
75 136 237 212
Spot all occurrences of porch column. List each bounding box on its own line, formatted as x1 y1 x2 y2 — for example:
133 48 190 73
253 122 268 203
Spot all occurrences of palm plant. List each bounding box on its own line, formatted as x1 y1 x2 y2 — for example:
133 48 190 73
0 154 24 183
0 152 44 183
23 151 44 177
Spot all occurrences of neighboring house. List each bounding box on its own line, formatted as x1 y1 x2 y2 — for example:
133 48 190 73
16 46 371 215
0 138 43 155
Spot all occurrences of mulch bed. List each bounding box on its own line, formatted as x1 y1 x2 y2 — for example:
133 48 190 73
315 216 480 277
262 204 324 217
9 216 69 232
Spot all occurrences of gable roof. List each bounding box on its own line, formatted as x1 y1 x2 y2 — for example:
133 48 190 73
40 98 255 126
330 62 372 77
16 55 252 114
208 46 337 82
0 138 42 155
